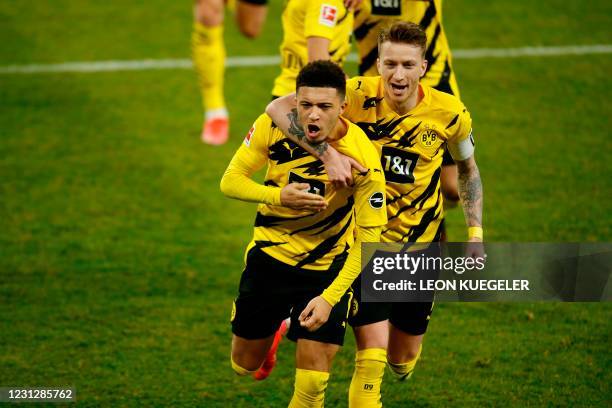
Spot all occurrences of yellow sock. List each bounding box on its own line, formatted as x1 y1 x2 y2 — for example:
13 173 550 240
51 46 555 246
191 22 226 113
230 356 256 376
348 348 386 408
288 369 329 408
387 344 422 381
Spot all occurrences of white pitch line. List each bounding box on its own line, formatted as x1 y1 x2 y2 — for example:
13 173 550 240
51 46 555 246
0 44 610 74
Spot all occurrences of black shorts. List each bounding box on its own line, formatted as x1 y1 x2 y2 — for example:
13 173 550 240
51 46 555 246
238 0 267 5
349 274 434 335
349 244 440 336
231 247 351 346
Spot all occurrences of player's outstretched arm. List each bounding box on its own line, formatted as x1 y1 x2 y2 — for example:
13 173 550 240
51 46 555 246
266 95 367 188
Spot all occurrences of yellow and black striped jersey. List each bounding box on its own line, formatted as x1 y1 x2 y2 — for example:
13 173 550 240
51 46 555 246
353 0 460 97
344 76 472 243
272 0 354 97
239 113 387 269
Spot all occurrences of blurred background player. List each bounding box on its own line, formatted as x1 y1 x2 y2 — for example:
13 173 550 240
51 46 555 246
271 0 355 99
192 0 268 145
354 0 462 236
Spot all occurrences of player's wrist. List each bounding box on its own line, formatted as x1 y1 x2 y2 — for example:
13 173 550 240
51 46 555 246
468 226 483 240
320 291 337 307
317 142 334 161
269 186 283 206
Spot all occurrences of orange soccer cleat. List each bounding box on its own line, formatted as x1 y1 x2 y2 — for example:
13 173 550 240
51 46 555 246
201 116 229 145
253 319 289 381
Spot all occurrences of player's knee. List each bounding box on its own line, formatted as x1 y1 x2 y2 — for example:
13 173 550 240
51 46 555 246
387 344 422 381
194 0 224 26
235 3 266 38
236 22 261 39
389 343 420 363
230 353 259 376
296 341 338 371
289 369 329 407
348 348 386 408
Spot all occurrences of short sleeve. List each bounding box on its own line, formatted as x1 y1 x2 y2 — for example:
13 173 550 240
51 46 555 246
447 106 474 161
449 105 472 144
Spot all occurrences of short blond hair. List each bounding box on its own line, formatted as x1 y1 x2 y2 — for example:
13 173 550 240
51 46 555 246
377 21 427 57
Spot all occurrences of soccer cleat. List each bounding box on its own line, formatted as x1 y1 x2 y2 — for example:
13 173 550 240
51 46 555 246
253 319 289 381
202 116 229 145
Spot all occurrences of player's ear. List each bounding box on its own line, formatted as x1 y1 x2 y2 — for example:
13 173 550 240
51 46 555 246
339 98 347 115
420 57 428 78
376 57 382 75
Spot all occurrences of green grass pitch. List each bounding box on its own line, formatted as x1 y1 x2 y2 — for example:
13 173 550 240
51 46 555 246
0 0 610 406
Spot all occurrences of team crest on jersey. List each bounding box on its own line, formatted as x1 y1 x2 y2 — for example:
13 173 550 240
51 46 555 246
419 125 440 150
244 125 255 147
319 4 337 27
368 192 384 209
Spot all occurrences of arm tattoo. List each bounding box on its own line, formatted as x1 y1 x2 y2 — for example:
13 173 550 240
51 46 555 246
287 108 329 157
457 159 483 227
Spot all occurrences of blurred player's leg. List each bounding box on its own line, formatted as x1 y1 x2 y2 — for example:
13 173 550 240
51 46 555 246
253 318 289 380
235 0 268 39
348 322 388 408
230 334 276 375
192 0 228 145
289 339 338 408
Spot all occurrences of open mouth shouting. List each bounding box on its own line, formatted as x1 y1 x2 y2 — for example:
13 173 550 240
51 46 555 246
390 83 408 96
306 123 321 140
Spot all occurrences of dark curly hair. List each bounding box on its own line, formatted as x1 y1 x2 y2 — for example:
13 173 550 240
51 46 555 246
296 60 346 98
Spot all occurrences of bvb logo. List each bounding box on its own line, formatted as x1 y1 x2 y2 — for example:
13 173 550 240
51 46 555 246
420 129 438 148
350 297 359 317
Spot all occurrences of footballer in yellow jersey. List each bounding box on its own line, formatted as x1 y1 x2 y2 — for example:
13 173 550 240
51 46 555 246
353 0 460 97
266 23 483 407
272 0 354 97
232 112 386 270
343 75 471 243
221 61 387 407
354 0 464 243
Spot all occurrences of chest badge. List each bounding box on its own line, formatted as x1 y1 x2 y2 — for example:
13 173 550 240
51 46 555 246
418 124 441 150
